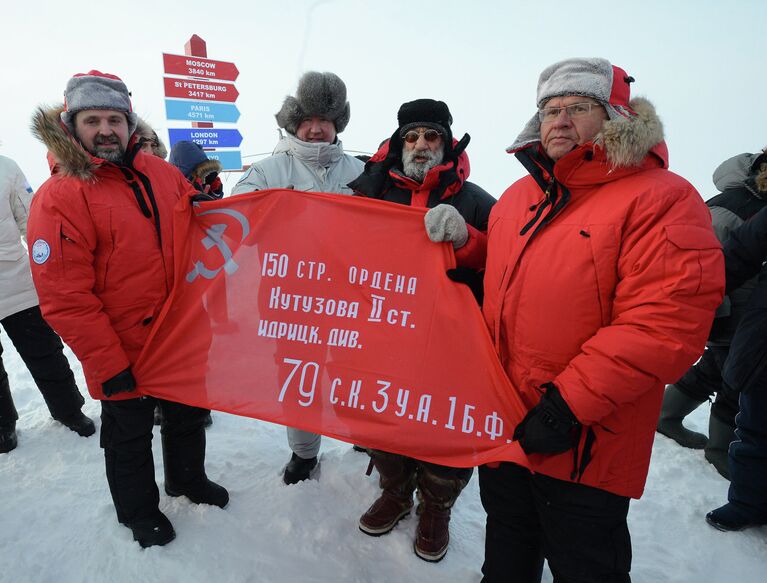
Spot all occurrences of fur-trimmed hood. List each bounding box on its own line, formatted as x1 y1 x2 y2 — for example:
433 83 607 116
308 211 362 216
31 104 162 181
758 159 767 193
32 105 99 180
135 118 168 159
508 97 665 169
168 139 222 181
713 151 767 196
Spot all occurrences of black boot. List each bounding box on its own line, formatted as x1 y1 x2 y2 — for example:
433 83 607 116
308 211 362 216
54 410 96 437
283 452 318 485
359 451 416 536
0 423 17 454
127 511 176 548
704 414 735 480
161 403 228 508
203 412 213 429
656 384 707 449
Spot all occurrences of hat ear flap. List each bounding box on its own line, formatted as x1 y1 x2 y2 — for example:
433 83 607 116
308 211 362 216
334 102 350 133
275 96 303 135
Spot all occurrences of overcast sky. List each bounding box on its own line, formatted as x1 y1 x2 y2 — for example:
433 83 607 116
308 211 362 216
2 0 763 198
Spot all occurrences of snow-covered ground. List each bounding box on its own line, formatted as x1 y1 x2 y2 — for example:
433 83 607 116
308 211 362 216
1 340 765 582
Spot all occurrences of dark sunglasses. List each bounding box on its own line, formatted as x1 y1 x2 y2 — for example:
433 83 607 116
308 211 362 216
402 129 442 144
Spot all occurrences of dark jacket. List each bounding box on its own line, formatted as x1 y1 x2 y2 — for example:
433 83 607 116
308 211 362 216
707 152 767 344
722 197 767 395
349 135 495 270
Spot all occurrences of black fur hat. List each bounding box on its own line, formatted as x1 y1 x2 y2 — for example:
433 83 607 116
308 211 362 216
397 99 453 144
275 71 351 134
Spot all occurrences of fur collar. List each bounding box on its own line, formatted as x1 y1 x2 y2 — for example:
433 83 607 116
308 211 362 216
594 97 664 168
756 159 767 193
31 105 97 180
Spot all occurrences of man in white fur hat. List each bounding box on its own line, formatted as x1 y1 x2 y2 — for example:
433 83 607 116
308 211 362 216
233 72 364 485
479 58 724 582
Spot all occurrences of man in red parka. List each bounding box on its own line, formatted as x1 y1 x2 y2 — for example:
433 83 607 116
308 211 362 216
480 58 725 582
27 71 228 548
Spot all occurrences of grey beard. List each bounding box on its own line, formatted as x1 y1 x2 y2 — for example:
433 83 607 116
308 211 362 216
402 143 444 182
92 144 126 163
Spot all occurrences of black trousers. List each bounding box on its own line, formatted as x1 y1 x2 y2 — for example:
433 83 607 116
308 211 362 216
479 463 631 583
676 346 739 424
728 389 767 520
100 396 210 525
0 305 84 426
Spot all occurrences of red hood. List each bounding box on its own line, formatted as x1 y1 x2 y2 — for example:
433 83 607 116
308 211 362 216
370 137 471 201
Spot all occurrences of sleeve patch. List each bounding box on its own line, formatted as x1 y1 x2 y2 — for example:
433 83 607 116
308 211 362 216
32 239 51 264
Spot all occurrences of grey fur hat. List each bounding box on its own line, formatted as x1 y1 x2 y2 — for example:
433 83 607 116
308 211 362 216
275 71 351 135
60 70 138 136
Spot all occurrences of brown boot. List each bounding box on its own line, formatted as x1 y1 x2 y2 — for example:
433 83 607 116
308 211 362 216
413 466 470 562
359 451 416 536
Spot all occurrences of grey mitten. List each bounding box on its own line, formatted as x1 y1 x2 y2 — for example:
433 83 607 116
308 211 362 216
424 204 468 249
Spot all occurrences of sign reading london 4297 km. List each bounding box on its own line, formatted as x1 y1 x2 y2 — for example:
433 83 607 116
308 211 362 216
134 190 530 469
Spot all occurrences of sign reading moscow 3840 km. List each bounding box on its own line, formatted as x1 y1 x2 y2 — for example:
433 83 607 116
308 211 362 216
162 53 239 81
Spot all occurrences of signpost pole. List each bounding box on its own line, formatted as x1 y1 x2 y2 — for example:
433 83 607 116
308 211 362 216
185 35 213 130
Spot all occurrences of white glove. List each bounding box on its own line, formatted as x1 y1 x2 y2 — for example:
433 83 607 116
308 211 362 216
424 204 468 249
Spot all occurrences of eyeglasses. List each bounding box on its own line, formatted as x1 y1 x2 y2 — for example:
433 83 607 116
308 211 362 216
402 129 442 143
538 102 602 123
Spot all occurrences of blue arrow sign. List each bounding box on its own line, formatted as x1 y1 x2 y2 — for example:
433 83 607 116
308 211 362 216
168 128 243 148
165 99 240 123
205 150 243 171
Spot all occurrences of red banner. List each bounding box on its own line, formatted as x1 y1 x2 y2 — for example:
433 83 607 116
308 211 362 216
134 190 529 468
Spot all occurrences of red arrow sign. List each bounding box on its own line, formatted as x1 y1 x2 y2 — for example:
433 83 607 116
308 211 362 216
163 77 239 103
163 53 239 82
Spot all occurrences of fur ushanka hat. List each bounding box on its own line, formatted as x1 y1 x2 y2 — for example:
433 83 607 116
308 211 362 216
275 71 351 135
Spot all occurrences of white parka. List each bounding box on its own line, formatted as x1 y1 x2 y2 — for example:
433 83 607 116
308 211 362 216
231 133 364 195
0 155 37 320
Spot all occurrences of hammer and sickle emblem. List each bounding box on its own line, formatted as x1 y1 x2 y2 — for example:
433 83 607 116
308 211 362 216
186 209 251 283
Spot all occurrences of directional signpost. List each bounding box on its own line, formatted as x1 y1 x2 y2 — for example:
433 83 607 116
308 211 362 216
163 35 243 171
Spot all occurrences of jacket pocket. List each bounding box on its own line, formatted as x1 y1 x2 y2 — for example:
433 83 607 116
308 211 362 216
662 224 722 296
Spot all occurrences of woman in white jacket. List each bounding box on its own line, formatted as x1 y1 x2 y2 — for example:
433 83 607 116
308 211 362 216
0 154 94 453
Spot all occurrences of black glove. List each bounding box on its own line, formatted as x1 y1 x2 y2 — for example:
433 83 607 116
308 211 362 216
446 267 484 305
102 368 137 397
513 383 580 455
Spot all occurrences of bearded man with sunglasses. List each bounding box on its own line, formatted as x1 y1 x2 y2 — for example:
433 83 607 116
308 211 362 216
350 98 495 562
479 58 724 582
